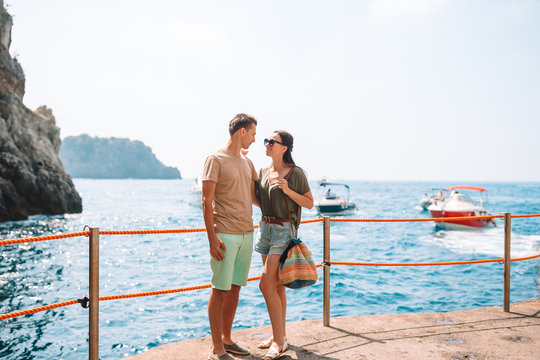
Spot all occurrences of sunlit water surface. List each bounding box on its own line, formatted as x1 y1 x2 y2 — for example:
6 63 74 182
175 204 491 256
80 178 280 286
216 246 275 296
1 180 539 359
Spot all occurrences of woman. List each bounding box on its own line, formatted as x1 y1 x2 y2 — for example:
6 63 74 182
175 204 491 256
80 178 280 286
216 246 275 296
254 130 313 359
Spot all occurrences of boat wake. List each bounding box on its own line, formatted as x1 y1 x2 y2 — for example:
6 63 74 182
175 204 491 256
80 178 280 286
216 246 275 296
424 227 540 258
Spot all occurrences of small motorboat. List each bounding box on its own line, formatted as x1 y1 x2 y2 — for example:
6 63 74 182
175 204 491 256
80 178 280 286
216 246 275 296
315 182 357 216
188 176 202 207
418 194 432 211
418 189 446 211
428 186 496 229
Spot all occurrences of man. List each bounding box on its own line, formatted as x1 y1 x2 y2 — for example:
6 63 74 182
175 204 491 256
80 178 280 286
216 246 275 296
202 113 258 360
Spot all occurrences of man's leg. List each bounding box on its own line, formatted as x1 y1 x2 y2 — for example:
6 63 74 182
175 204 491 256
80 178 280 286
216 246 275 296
221 284 240 344
209 288 229 356
209 233 240 356
222 233 252 346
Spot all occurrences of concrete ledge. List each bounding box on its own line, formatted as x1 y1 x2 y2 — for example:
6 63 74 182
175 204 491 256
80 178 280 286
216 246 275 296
127 298 540 360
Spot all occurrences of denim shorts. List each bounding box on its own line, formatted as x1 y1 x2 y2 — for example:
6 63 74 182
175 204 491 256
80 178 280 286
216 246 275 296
254 220 292 256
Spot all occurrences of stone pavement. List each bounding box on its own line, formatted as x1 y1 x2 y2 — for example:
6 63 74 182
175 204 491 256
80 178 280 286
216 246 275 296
127 298 540 360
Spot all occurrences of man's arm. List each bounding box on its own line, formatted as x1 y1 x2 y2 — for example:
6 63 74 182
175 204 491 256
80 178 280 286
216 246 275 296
251 180 260 207
202 180 226 261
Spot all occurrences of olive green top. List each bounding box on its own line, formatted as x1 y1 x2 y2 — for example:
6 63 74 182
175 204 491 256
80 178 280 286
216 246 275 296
255 166 311 230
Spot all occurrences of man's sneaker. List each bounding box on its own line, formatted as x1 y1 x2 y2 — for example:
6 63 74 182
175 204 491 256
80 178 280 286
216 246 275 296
208 352 234 360
224 342 250 355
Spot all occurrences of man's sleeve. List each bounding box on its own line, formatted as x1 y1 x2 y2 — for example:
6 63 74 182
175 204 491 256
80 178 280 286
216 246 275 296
249 159 258 181
202 155 220 183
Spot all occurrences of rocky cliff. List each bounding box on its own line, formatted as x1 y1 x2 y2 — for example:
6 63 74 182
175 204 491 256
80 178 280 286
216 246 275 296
60 135 181 179
0 1 82 222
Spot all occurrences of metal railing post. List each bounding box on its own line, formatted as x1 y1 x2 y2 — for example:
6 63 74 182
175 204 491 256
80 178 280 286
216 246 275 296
89 228 99 360
503 213 511 312
323 217 330 327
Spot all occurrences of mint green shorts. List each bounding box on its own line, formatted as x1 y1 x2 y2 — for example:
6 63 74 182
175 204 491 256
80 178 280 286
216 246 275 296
210 232 254 290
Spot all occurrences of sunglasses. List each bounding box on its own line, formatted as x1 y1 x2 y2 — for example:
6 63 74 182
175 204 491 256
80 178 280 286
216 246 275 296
264 138 285 147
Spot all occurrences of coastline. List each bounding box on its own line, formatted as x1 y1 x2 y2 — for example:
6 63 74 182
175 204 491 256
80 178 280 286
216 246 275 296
126 298 539 360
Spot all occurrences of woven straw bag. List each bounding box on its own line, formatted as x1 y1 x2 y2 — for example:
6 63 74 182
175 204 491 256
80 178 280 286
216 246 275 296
278 238 318 289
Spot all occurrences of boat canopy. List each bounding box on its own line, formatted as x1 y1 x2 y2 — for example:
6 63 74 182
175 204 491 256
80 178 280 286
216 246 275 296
319 182 350 189
448 186 487 192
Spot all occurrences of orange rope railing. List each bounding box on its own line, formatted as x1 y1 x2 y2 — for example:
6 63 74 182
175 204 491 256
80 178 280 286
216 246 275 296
0 299 79 321
0 231 90 247
329 213 540 223
330 259 503 267
0 266 327 320
510 253 540 262
0 253 533 322
99 228 206 236
1 214 538 321
2 214 539 247
511 214 540 219
300 218 325 224
0 219 325 247
330 254 540 267
329 215 503 223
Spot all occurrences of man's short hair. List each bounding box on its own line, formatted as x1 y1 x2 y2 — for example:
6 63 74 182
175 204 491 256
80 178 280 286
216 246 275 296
229 113 257 136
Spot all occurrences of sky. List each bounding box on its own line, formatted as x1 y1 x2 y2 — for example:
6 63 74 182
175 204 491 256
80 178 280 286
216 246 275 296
6 0 540 181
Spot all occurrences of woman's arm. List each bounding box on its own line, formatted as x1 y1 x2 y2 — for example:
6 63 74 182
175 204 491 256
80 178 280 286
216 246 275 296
278 177 314 209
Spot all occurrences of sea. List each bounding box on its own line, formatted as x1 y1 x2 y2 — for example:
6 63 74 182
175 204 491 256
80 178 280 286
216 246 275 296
1 179 539 359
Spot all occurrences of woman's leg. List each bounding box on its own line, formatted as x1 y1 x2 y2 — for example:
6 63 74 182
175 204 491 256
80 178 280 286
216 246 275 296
258 255 273 348
276 282 287 339
259 254 286 349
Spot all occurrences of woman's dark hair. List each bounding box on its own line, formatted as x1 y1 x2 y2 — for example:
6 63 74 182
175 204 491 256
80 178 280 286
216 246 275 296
274 130 296 167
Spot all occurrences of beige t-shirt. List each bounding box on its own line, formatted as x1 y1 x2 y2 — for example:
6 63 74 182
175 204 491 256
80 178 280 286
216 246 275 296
202 148 257 234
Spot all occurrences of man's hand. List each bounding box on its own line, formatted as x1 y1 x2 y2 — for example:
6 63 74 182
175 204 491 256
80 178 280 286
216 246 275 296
209 234 226 261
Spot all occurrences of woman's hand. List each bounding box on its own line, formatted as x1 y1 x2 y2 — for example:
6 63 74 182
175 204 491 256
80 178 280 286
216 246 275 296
278 177 291 195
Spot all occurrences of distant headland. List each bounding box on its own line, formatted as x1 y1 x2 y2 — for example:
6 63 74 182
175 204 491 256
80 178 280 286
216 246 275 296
59 135 181 179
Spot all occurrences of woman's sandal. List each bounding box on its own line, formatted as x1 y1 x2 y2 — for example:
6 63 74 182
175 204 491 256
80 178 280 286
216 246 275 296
261 340 288 360
258 336 287 349
257 337 273 349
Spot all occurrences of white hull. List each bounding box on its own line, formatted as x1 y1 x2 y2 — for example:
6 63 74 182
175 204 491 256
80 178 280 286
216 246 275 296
315 198 357 216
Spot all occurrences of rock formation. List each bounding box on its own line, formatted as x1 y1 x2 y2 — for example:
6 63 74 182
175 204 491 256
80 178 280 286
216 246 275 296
0 1 82 222
60 135 182 179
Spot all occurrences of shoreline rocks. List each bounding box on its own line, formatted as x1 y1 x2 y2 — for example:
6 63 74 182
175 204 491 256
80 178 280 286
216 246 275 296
0 1 82 222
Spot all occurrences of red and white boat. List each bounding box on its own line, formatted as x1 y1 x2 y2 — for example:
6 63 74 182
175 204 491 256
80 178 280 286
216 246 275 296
427 186 496 230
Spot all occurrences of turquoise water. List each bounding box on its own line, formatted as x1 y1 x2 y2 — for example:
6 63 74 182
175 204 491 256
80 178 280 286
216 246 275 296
1 179 539 359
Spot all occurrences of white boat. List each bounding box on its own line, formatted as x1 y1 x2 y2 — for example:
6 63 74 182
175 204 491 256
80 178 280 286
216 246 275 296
188 177 202 207
427 186 496 230
315 182 357 216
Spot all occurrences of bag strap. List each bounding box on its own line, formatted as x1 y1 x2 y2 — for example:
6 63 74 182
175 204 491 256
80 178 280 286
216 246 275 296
279 241 296 264
283 167 301 239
